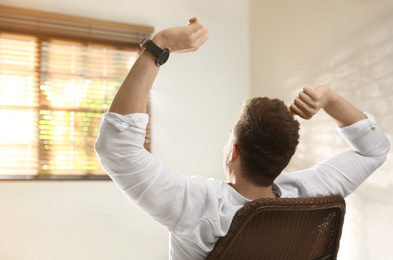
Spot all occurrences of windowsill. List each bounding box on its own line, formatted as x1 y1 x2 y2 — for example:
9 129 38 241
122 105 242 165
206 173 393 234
0 174 110 181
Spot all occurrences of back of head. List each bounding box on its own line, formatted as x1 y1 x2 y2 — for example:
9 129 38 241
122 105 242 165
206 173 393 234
234 97 300 187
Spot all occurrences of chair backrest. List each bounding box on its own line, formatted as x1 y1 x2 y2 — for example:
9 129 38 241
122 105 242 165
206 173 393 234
206 195 346 260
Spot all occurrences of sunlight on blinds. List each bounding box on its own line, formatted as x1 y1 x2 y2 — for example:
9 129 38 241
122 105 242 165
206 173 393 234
38 110 102 174
0 34 140 178
38 40 138 176
40 40 137 109
0 34 39 176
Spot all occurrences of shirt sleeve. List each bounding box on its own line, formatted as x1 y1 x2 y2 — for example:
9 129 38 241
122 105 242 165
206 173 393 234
274 112 390 198
94 112 219 237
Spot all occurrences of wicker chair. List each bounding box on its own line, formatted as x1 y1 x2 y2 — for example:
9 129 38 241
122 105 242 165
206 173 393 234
206 195 346 260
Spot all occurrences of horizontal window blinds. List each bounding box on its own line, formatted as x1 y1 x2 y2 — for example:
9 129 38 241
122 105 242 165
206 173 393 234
38 40 140 177
0 6 152 180
0 34 39 176
0 5 153 47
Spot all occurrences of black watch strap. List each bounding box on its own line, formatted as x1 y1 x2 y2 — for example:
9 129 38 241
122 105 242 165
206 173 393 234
139 38 170 66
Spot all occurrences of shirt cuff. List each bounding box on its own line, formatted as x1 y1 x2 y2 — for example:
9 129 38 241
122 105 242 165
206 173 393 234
337 112 377 140
102 112 149 131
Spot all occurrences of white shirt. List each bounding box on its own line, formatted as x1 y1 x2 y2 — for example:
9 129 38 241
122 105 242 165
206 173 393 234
94 112 390 260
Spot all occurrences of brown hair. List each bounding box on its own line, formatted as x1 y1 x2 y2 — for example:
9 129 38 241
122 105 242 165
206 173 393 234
234 97 300 186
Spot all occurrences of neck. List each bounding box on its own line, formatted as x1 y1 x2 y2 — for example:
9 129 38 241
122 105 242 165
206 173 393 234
225 162 279 200
228 179 278 200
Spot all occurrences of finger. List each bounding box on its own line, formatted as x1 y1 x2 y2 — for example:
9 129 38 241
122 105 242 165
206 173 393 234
289 103 309 119
189 21 209 51
293 96 309 111
302 86 319 101
189 17 199 25
292 97 314 119
298 91 315 107
191 35 209 52
199 33 209 48
287 106 295 115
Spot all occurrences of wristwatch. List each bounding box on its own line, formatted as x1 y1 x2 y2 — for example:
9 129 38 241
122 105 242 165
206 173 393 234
139 38 170 66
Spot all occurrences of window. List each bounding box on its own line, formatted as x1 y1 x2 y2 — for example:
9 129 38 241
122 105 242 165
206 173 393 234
0 5 153 180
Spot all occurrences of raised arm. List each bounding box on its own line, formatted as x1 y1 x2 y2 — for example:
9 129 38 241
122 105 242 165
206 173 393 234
289 85 366 127
280 86 390 198
108 17 209 115
95 18 213 236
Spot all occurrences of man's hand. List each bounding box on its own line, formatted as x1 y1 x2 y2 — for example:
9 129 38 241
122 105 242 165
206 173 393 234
289 86 330 120
108 18 209 115
289 86 366 127
152 17 209 54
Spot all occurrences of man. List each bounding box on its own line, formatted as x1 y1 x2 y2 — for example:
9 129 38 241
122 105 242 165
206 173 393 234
95 18 390 259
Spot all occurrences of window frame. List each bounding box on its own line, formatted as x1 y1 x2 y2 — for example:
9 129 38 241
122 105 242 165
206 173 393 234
0 5 153 180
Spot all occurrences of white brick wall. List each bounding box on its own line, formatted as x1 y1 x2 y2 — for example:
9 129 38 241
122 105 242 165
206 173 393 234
284 17 393 260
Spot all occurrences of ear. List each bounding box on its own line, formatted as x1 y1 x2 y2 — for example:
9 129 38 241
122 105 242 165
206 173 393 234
228 144 240 162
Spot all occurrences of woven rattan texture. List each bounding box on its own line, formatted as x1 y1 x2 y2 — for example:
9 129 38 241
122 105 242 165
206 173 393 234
206 195 345 260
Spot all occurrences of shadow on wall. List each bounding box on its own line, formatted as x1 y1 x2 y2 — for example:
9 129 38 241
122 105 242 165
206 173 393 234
284 16 393 260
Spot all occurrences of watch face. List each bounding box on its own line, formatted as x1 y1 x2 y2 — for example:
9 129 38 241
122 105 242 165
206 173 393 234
157 49 170 66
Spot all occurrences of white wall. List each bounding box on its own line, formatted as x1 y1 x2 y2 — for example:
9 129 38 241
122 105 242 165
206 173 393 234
3 0 392 259
250 0 393 259
0 0 250 259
